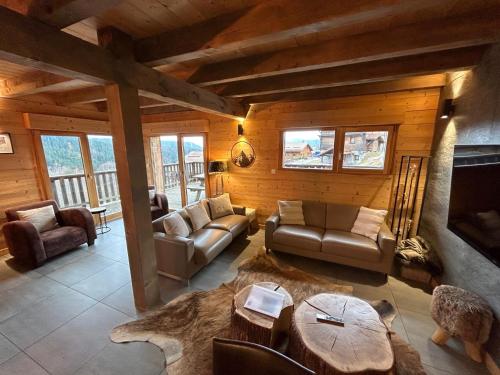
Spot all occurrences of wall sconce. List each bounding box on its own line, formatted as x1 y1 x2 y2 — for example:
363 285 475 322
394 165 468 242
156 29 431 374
238 123 244 136
440 99 455 119
208 160 228 196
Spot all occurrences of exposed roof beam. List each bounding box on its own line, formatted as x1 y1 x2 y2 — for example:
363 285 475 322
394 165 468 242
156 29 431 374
0 71 76 97
0 0 122 28
242 74 446 104
221 47 485 98
190 10 500 86
134 0 484 67
0 6 246 119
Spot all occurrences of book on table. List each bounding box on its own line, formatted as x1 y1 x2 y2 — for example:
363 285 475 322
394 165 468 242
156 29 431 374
244 284 285 319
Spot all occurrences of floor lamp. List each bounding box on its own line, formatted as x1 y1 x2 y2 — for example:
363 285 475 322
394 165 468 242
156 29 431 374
208 160 228 196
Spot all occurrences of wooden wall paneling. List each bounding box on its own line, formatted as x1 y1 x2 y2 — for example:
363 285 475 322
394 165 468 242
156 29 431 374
142 119 209 135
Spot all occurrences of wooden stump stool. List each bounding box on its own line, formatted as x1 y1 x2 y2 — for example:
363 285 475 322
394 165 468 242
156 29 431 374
431 285 493 362
289 294 394 375
230 282 293 351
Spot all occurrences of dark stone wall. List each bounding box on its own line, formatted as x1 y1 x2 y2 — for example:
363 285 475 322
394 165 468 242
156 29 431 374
420 44 500 364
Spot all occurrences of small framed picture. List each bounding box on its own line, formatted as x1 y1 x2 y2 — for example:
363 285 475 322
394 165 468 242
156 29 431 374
0 133 14 154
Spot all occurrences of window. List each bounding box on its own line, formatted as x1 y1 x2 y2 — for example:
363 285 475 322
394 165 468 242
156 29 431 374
341 129 390 171
280 126 395 174
281 129 335 170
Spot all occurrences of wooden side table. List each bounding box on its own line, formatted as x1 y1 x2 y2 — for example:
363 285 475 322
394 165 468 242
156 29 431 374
244 207 258 230
230 281 293 351
289 294 394 375
89 207 111 235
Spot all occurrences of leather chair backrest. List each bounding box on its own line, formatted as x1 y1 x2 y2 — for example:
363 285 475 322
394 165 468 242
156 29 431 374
5 200 61 223
325 203 360 231
213 338 315 375
152 214 166 233
302 201 326 228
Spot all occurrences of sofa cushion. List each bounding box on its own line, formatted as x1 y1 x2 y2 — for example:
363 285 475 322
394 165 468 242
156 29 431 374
322 229 380 262
351 206 387 241
302 201 326 228
190 229 232 264
17 205 59 233
208 194 234 219
278 201 305 225
163 212 191 237
40 226 87 257
205 214 249 237
273 225 324 252
186 201 211 231
325 203 360 231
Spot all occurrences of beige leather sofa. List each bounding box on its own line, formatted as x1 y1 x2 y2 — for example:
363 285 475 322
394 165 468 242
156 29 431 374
153 200 249 282
265 201 396 275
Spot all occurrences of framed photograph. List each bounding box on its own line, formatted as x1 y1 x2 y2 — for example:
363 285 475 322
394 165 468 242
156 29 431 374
0 133 14 154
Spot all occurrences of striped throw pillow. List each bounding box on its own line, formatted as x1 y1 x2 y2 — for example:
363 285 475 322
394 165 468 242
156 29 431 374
278 200 305 225
351 206 387 241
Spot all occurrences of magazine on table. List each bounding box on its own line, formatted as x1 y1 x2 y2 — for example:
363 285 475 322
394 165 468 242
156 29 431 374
244 284 285 318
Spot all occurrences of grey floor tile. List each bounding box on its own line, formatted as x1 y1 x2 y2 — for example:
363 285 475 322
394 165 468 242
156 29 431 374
0 333 19 365
35 247 92 276
71 262 131 300
25 303 130 375
0 288 96 349
74 341 165 375
0 258 42 293
399 308 489 374
101 283 141 318
390 281 433 315
190 260 237 291
45 253 116 286
158 276 201 303
0 277 68 322
0 353 49 375
423 364 453 375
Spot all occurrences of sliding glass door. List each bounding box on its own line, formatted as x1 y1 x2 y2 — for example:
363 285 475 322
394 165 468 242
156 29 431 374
88 135 121 215
150 133 207 208
40 134 90 208
37 132 121 219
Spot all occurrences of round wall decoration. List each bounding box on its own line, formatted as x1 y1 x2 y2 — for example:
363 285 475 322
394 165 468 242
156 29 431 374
231 141 256 168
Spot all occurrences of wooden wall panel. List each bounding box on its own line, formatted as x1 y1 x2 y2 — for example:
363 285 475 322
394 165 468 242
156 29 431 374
208 89 440 222
0 111 44 252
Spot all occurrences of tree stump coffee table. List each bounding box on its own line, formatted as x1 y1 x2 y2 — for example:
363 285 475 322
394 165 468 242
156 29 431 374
230 282 294 351
289 293 394 374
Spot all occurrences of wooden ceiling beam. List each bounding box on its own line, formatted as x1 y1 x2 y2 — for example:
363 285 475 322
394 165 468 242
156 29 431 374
0 0 122 28
242 74 447 104
0 6 247 119
221 47 485 97
189 10 500 86
134 0 481 67
0 71 74 97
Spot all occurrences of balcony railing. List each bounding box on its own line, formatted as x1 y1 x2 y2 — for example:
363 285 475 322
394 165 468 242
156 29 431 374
49 161 205 210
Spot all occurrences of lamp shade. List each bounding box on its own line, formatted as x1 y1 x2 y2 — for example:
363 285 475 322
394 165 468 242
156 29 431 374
208 160 228 173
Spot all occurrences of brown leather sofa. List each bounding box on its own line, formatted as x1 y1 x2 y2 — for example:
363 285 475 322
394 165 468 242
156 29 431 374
265 201 396 275
3 200 97 267
213 338 315 375
152 199 249 281
148 185 169 220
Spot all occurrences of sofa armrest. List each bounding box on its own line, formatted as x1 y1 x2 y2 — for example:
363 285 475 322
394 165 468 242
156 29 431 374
154 233 195 279
378 223 396 256
155 193 169 211
265 212 280 249
2 221 46 266
59 208 97 245
232 205 246 216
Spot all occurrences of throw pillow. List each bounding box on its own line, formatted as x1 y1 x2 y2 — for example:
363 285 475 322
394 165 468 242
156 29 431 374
278 200 305 225
185 201 211 231
208 194 234 219
351 206 387 241
148 189 156 204
17 205 59 233
163 212 191 237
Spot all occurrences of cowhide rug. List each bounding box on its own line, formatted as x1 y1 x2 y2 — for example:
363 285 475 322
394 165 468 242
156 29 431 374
111 253 426 375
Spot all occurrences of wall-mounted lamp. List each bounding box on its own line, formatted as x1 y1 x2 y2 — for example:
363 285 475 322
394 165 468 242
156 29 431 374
440 99 455 119
238 123 244 136
208 160 228 196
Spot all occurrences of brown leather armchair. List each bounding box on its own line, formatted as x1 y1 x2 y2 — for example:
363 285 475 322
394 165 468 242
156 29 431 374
148 185 169 220
3 200 97 267
213 338 315 375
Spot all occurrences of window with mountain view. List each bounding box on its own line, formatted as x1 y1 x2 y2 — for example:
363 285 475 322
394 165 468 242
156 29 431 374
282 130 335 170
341 130 389 170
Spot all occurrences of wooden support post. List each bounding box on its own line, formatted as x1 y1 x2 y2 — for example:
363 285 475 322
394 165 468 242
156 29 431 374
105 83 160 310
149 137 165 193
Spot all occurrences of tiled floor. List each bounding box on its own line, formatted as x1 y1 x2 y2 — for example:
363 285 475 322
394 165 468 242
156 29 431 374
0 219 490 375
